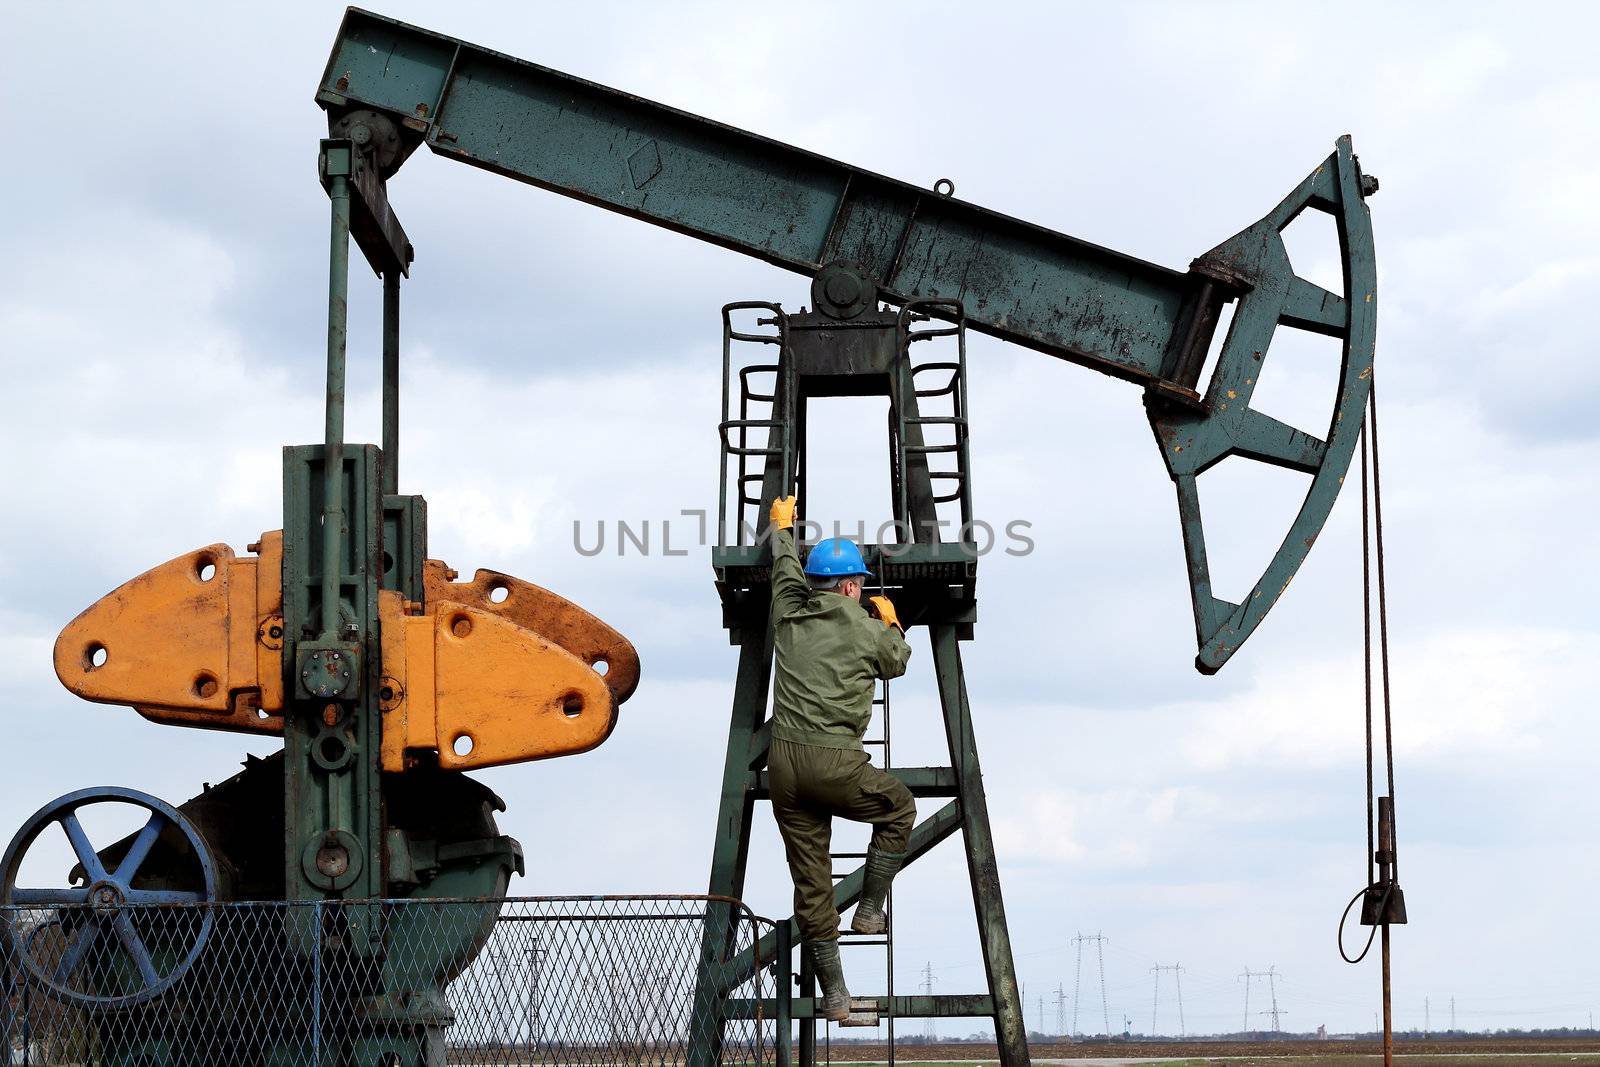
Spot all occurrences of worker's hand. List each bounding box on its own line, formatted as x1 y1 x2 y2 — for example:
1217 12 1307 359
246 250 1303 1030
867 595 902 632
769 495 797 531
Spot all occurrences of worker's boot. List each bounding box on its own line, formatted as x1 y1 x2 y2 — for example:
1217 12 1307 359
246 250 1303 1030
849 848 905 935
807 939 851 1022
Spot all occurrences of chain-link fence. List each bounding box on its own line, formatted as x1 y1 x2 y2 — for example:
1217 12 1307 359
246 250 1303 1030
1 895 782 1066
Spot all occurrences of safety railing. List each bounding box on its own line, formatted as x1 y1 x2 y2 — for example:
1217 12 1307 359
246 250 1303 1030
893 300 973 542
717 302 793 549
1 895 781 1067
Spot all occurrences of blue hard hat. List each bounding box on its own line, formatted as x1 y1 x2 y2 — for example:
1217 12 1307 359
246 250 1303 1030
804 537 872 579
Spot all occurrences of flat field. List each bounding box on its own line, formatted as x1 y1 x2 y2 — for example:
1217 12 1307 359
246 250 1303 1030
817 1038 1600 1066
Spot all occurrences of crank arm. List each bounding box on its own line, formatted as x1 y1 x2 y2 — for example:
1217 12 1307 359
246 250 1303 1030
378 592 617 772
53 535 286 734
53 535 641 754
422 562 639 703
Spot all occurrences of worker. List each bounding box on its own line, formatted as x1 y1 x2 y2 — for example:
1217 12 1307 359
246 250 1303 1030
765 494 915 1023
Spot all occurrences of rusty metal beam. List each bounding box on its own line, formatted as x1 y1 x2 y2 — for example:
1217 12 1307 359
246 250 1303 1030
316 8 1195 386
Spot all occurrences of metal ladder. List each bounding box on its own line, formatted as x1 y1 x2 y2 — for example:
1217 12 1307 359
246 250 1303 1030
703 293 1029 1067
830 669 897 1049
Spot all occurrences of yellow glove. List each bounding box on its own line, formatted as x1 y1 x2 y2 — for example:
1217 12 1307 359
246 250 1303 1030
867 595 902 632
769 495 797 530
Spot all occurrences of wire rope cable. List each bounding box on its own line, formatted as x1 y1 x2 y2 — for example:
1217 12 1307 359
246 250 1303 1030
1337 383 1400 965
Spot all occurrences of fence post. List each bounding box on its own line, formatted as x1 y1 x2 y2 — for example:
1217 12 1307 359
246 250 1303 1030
775 919 792 1067
311 900 323 1065
20 967 30 1067
1 947 13 1067
798 937 816 1067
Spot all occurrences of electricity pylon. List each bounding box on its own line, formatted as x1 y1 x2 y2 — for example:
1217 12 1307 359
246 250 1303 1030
1150 963 1186 1036
1240 966 1283 1034
1071 932 1110 1037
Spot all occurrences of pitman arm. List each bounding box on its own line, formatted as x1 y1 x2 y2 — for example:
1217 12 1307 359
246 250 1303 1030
316 8 1377 671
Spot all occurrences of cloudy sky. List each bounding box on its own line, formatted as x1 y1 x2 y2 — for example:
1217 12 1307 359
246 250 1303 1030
2 0 1596 1039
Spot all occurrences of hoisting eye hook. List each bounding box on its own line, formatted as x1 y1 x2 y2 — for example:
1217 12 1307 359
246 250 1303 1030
933 178 955 197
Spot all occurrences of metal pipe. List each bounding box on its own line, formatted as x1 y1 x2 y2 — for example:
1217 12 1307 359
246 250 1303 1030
1378 795 1396 1067
382 269 400 494
1381 925 1393 1067
321 172 351 637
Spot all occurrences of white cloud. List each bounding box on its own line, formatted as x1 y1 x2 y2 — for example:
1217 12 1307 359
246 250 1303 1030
1179 627 1584 771
1473 256 1600 321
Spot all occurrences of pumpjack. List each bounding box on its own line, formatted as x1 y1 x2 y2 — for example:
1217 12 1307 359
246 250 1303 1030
1 8 1378 1066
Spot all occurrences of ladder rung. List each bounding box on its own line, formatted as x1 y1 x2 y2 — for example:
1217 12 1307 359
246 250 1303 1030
837 937 890 946
906 443 959 454
905 416 965 425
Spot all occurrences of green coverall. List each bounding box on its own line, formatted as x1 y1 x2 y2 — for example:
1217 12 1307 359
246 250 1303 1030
767 527 915 942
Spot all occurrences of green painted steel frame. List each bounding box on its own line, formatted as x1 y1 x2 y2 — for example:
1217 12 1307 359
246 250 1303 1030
286 138 426 917
282 444 387 905
693 310 1028 1067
